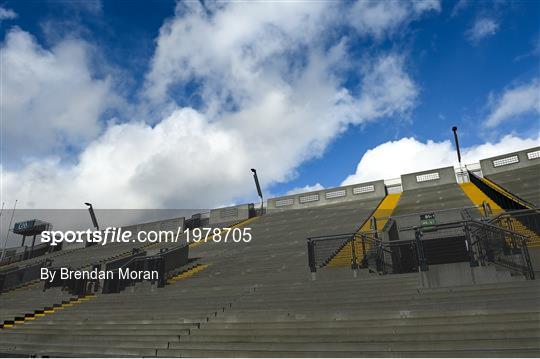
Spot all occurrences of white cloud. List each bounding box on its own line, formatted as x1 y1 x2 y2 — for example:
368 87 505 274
2 109 250 208
0 6 17 22
2 2 423 209
286 183 324 196
451 0 469 17
348 0 440 39
467 17 499 42
485 79 540 128
1 29 119 164
342 135 540 185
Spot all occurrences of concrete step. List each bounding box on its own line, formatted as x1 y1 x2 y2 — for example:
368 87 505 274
0 342 156 357
228 297 540 311
210 308 540 322
19 320 199 327
166 338 540 351
202 313 540 328
2 327 191 336
157 348 540 358
184 329 540 342
233 287 540 305
0 331 184 342
0 335 174 348
194 321 540 335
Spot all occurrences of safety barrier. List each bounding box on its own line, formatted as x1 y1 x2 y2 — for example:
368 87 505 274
307 231 422 275
102 244 189 294
0 259 52 294
468 171 532 210
307 218 535 280
489 209 540 246
467 220 535 279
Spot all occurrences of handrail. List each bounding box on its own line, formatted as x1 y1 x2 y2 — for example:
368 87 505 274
407 219 529 241
373 205 484 225
488 208 539 223
307 216 535 280
468 170 534 210
307 232 358 241
102 243 189 294
0 258 53 294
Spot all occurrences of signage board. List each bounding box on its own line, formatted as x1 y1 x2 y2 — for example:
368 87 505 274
420 213 436 226
13 220 36 233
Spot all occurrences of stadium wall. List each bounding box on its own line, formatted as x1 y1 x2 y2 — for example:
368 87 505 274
209 204 253 225
267 180 386 211
479 146 540 177
401 166 456 191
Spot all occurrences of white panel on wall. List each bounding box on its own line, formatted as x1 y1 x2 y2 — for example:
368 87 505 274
493 155 519 167
275 198 295 207
526 150 540 160
220 207 239 218
325 189 346 199
299 194 320 203
352 185 375 194
416 172 440 183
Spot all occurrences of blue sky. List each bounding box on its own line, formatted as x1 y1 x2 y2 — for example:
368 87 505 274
1 0 539 209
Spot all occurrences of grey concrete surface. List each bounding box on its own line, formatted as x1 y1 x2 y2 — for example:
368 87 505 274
480 146 540 177
267 180 386 211
387 183 481 241
486 164 540 207
209 204 252 225
401 167 457 191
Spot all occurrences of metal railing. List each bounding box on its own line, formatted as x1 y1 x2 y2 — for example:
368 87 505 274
307 233 356 271
419 219 534 279
102 244 189 294
307 218 535 280
468 171 533 210
307 231 421 275
0 258 53 294
41 244 190 296
467 219 535 279
489 208 540 239
43 263 102 296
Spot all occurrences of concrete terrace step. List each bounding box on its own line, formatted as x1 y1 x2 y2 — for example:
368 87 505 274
209 308 540 322
0 337 171 349
194 321 540 336
183 330 540 342
0 343 157 357
157 348 540 358
202 312 540 328
228 296 540 311
165 339 540 351
16 317 198 330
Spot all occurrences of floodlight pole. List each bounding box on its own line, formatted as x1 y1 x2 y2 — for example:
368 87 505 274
452 126 465 182
0 200 17 262
85 203 100 231
251 169 264 215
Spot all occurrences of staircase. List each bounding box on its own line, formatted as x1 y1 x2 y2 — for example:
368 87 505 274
491 212 540 248
328 193 401 268
461 179 540 248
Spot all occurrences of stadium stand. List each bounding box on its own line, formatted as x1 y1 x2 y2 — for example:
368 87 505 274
479 147 540 207
0 147 539 357
0 285 77 325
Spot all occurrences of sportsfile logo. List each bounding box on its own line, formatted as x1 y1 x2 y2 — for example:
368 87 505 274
40 227 253 246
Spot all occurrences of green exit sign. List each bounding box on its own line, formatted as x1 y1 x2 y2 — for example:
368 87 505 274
420 213 436 226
